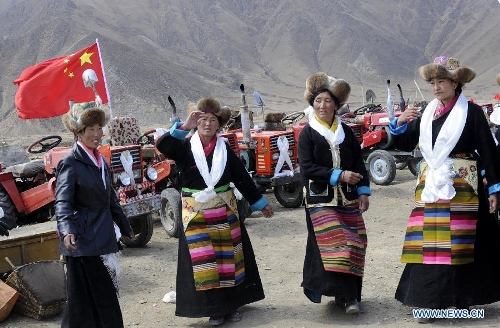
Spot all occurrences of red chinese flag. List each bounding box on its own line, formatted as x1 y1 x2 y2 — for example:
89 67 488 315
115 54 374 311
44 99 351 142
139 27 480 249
13 42 108 119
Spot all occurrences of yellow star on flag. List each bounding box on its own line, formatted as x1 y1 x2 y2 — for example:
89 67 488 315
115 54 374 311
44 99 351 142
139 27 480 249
79 51 93 66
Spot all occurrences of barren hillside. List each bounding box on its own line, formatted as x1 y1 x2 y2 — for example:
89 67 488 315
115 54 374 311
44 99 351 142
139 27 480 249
0 0 499 139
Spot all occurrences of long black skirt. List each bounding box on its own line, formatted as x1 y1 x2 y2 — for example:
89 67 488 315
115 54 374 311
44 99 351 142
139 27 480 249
301 210 363 303
175 220 265 318
395 209 500 308
62 256 123 328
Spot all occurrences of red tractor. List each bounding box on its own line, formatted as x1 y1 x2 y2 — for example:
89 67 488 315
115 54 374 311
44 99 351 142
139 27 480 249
228 110 306 208
0 114 182 247
340 103 422 185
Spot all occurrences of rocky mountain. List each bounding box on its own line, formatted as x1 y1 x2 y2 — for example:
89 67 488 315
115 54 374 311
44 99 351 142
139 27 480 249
1 0 499 138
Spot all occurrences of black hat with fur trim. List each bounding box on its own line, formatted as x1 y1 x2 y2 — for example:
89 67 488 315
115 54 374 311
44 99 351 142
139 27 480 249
196 97 231 127
62 101 111 134
419 56 475 84
304 72 351 107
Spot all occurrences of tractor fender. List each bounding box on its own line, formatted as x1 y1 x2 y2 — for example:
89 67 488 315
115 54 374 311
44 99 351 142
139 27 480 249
362 130 383 148
0 174 25 212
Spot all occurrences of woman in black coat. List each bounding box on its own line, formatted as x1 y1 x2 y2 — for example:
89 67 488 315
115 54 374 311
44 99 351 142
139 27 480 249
56 104 134 328
156 97 273 327
390 57 500 323
298 72 371 315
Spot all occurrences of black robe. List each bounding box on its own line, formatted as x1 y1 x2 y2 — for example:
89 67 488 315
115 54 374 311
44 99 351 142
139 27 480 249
393 100 500 308
156 132 265 318
298 121 370 302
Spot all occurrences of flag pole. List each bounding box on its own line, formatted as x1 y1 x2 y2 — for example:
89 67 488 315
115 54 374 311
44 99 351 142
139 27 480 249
95 38 112 117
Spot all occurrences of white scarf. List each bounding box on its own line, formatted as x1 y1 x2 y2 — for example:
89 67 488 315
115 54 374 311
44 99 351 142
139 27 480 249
419 94 468 203
190 132 227 203
309 115 345 167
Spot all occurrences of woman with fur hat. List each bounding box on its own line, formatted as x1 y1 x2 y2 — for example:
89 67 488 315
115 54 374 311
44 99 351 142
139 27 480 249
156 97 274 326
298 72 371 315
390 57 500 322
57 103 134 328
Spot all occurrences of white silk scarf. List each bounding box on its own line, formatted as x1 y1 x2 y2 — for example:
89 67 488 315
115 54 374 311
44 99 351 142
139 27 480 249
309 115 345 168
419 94 468 203
190 132 227 203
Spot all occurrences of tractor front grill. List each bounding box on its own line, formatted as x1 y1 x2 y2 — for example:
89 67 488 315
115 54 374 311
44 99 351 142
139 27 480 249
110 148 141 170
269 133 295 150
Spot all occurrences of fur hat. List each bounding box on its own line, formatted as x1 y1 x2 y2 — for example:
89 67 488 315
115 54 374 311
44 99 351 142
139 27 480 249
62 101 111 134
419 56 475 84
497 73 500 86
196 97 231 127
304 72 351 107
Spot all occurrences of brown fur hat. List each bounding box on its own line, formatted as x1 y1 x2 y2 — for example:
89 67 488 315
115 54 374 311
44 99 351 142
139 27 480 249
497 73 500 86
304 72 351 107
418 56 475 84
196 97 231 127
62 101 111 134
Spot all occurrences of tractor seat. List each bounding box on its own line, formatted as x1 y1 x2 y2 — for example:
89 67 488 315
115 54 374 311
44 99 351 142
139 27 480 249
5 159 45 178
107 117 141 146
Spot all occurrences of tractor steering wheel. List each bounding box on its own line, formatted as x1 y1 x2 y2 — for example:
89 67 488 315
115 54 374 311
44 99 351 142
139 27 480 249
281 111 305 126
137 129 156 146
27 135 62 154
353 106 368 116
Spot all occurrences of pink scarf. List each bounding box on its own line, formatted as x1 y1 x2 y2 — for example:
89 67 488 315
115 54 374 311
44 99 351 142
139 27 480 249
434 94 459 120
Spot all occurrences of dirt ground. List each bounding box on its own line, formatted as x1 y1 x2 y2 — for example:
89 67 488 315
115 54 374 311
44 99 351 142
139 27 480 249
3 169 500 327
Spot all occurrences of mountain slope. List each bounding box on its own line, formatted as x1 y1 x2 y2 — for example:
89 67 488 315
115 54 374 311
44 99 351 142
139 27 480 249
0 0 499 138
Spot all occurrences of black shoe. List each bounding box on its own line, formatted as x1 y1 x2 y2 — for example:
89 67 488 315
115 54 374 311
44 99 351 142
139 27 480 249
345 298 359 315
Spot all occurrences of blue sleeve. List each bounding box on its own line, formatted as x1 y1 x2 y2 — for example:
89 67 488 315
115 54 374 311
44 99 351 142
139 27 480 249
489 183 500 195
169 122 189 140
329 169 342 186
389 118 407 135
357 186 371 196
250 196 269 211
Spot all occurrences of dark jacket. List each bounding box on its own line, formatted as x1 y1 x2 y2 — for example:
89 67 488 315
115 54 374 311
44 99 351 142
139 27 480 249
298 121 370 205
55 143 132 257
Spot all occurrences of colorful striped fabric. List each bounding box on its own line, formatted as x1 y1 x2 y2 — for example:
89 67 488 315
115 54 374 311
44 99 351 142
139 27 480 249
401 171 478 265
309 205 367 276
183 196 244 291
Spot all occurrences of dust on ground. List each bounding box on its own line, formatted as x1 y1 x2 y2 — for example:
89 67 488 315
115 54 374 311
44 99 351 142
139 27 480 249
3 170 500 327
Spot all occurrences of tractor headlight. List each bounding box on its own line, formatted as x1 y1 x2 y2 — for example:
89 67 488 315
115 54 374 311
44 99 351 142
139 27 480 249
145 166 158 181
272 152 280 161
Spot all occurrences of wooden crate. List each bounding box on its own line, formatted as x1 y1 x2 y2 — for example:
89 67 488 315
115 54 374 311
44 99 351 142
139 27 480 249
0 221 60 274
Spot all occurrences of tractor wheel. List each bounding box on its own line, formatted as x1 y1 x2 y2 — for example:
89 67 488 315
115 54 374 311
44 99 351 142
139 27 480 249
160 188 182 238
237 197 252 223
0 186 17 229
367 150 396 185
121 214 154 247
274 181 303 208
377 126 393 150
407 157 421 176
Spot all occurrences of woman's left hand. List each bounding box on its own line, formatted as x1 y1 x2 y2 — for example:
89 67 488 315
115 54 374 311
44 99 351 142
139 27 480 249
488 193 498 213
358 194 369 213
261 205 274 218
